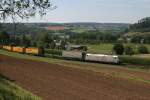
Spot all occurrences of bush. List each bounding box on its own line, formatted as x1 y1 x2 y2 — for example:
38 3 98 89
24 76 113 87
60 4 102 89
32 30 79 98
45 49 62 56
125 45 134 55
120 56 150 68
137 45 149 54
113 43 124 55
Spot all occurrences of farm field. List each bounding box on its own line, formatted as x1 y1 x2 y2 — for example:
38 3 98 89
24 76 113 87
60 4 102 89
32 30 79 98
0 50 150 100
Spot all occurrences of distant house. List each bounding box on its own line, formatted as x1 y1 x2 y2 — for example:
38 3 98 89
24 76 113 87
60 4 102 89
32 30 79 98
46 26 65 31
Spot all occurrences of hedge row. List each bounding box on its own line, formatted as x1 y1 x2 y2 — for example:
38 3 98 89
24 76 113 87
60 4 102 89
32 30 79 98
120 56 150 68
44 49 62 56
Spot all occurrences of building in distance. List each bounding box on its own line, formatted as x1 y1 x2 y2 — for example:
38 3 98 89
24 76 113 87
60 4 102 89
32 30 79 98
46 26 66 31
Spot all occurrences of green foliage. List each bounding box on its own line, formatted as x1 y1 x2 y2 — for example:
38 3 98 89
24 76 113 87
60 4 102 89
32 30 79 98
125 45 134 55
120 56 150 68
70 30 119 44
45 49 62 56
20 34 31 47
82 46 88 51
0 31 10 45
36 33 54 48
50 41 56 49
125 32 150 44
113 43 124 55
0 0 55 20
137 45 149 54
129 17 150 32
60 40 67 50
125 17 150 44
0 75 41 100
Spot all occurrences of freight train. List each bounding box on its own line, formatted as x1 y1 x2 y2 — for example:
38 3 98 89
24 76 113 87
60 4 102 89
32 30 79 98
1 45 44 56
1 45 120 64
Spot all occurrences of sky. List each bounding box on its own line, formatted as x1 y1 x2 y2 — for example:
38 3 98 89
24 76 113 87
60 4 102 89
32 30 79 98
7 0 150 23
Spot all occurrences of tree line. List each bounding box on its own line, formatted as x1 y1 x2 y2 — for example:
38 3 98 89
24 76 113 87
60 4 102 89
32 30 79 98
69 30 120 44
0 28 67 50
129 17 150 32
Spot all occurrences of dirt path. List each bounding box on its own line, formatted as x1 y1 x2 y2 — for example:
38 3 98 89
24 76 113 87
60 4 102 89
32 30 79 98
0 55 150 100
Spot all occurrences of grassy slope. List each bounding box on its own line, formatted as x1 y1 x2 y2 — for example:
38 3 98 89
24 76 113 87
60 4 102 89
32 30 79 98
0 50 150 84
0 75 41 100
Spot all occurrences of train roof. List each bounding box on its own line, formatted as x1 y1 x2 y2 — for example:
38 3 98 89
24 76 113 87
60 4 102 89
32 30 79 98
86 54 118 57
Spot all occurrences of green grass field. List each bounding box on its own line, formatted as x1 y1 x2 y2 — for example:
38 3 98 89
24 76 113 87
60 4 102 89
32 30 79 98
87 44 113 54
86 43 150 54
71 28 88 33
0 75 41 100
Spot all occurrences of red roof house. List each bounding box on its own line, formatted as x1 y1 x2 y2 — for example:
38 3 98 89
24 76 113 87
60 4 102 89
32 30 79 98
46 26 65 31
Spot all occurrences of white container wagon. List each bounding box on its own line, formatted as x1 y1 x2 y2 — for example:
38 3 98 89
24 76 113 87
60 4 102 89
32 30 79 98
85 54 119 64
62 51 83 59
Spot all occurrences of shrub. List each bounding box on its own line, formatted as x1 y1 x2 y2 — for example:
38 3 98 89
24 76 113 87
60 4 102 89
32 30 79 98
120 56 150 68
137 45 149 54
125 45 134 55
113 43 124 55
45 49 62 56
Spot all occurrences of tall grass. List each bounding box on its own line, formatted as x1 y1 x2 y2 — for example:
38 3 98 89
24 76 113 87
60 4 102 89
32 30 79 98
0 75 42 100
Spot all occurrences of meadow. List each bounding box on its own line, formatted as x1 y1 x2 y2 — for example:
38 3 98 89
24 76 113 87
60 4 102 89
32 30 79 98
87 44 114 54
86 43 150 54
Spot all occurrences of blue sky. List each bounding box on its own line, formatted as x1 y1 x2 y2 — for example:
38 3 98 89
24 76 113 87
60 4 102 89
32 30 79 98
20 0 150 23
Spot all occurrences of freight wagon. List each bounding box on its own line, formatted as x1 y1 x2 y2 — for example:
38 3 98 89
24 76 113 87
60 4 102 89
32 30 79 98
62 51 83 60
25 47 44 56
62 51 120 64
85 54 119 64
0 45 3 49
12 47 25 53
3 46 13 51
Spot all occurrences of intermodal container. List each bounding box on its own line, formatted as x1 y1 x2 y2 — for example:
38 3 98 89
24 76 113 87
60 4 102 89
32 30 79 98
12 46 25 53
3 46 13 51
25 47 43 55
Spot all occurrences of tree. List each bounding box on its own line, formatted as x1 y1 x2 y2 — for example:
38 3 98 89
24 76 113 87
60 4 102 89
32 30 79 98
113 43 124 55
0 31 10 44
36 32 53 48
137 45 149 54
125 45 134 56
0 0 55 20
50 41 56 49
60 40 67 50
129 17 150 32
0 0 55 45
50 40 56 58
20 34 31 47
